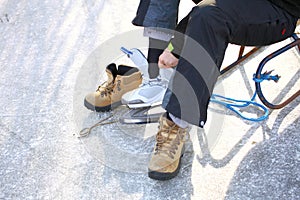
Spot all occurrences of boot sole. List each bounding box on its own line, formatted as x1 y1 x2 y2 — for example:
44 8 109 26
148 155 182 181
84 99 122 112
148 145 185 181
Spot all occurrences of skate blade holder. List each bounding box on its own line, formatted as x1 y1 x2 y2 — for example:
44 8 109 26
119 105 164 124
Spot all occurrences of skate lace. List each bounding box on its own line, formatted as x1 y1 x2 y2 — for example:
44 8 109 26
154 122 188 159
97 81 115 96
78 115 118 137
141 77 168 88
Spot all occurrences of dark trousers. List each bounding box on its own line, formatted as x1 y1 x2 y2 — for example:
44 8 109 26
162 0 298 127
147 38 168 78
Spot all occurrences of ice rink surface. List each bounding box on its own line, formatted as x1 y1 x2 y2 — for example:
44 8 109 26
0 0 299 199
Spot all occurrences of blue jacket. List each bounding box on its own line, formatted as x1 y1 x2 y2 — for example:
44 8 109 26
132 0 181 30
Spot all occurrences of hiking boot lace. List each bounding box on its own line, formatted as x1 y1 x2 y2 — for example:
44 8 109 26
154 122 188 159
97 81 115 96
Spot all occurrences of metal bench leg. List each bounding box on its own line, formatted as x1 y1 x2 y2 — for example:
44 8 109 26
255 34 300 109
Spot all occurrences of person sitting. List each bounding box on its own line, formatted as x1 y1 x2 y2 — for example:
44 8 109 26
148 0 299 180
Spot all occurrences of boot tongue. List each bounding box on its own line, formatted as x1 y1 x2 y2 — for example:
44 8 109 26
106 63 118 83
106 69 115 83
160 114 178 139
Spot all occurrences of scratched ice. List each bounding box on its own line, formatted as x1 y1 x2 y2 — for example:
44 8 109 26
0 0 299 199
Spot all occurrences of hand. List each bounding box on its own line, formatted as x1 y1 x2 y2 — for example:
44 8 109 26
158 50 179 68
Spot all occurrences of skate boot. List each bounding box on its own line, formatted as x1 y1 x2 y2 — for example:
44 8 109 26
121 46 174 108
121 76 168 108
84 63 142 112
148 113 189 180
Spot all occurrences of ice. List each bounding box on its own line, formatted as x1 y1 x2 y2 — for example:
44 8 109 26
0 0 299 199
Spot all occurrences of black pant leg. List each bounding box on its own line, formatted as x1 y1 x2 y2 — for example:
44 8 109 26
163 3 229 127
163 0 298 127
220 0 298 46
147 38 168 79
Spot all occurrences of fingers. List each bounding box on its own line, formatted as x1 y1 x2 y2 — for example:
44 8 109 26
158 50 179 68
158 59 166 68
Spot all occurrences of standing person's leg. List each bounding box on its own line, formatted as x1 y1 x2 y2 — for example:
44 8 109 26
132 0 180 79
147 38 169 79
122 0 181 107
149 0 298 180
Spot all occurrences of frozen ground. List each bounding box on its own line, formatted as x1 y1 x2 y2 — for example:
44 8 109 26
0 0 299 199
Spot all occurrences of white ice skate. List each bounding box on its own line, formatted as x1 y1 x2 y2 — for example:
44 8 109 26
120 47 174 109
121 77 168 108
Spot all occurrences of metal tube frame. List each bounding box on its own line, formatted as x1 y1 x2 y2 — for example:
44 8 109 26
254 33 300 109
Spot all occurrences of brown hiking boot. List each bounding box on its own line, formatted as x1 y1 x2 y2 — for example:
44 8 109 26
148 113 189 180
84 63 142 112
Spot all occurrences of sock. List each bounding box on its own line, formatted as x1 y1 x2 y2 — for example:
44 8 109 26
147 38 168 79
166 112 173 121
166 112 189 129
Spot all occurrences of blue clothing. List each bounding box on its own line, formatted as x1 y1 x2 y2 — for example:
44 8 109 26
132 0 180 30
